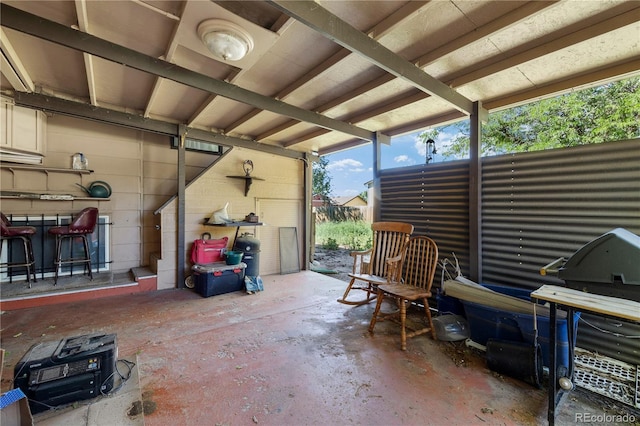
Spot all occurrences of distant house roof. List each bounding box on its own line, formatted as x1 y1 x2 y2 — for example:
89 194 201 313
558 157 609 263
332 195 367 207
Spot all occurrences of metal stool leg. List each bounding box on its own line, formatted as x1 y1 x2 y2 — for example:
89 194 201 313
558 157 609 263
1 236 36 288
26 236 36 284
20 236 33 288
53 234 94 284
54 235 62 285
81 235 93 281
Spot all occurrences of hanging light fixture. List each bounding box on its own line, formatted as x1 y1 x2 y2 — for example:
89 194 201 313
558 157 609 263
197 19 254 62
425 139 437 164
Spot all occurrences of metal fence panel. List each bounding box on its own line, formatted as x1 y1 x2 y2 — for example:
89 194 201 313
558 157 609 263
378 139 640 361
380 160 470 282
481 139 640 289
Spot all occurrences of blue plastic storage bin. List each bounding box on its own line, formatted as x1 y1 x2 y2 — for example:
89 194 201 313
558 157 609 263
436 290 465 315
461 283 580 369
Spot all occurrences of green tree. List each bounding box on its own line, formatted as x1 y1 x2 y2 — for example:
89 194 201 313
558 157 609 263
313 156 333 200
426 77 640 158
359 190 368 202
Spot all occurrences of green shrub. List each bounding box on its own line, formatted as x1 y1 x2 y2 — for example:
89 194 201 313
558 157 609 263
323 237 339 250
316 220 371 250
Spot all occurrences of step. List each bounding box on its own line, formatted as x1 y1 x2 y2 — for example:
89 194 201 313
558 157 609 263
0 270 157 311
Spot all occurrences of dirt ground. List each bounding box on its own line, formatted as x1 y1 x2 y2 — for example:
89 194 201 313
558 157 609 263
310 246 354 283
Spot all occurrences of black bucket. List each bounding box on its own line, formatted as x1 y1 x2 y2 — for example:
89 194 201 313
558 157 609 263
486 339 543 388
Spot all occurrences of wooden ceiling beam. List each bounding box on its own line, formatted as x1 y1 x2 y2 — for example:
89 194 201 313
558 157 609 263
0 28 34 92
484 56 640 111
447 3 640 88
0 3 377 143
268 0 474 114
254 1 555 141
414 1 557 68
74 0 97 106
225 1 432 134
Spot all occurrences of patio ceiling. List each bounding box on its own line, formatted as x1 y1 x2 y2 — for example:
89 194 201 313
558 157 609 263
1 0 638 157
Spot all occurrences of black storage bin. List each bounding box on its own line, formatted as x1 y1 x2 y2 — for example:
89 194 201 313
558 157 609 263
192 262 246 297
233 233 260 276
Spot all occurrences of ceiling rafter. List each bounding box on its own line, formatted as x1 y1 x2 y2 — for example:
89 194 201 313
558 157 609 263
130 0 181 21
413 1 557 68
346 2 640 126
321 54 640 156
74 0 97 106
252 70 393 141
0 28 34 92
320 110 466 156
223 48 350 133
446 3 640 88
0 3 378 143
255 1 557 145
281 1 639 149
224 1 432 134
143 2 185 118
282 128 331 148
366 1 432 39
12 91 305 159
282 90 428 147
341 91 429 125
267 0 474 114
484 56 640 111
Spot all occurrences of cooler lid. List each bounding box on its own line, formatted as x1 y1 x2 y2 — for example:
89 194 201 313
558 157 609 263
558 228 640 286
192 261 247 273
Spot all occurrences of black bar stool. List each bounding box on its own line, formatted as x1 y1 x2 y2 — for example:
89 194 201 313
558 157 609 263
48 207 98 285
1 213 37 287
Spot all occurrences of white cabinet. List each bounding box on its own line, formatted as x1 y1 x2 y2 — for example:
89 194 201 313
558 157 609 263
0 100 46 155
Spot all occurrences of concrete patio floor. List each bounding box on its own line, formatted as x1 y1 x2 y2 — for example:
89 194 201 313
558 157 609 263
0 271 633 425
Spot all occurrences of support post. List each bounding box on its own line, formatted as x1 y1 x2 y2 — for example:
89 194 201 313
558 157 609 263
469 101 485 282
372 133 382 222
302 153 314 270
177 126 187 288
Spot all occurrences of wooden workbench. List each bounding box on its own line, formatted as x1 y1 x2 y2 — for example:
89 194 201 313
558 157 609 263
531 285 640 425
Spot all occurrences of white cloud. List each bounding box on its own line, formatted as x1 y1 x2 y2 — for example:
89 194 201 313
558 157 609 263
328 158 365 172
394 155 413 164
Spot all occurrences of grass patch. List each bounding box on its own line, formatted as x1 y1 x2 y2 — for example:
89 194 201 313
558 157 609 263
316 220 371 250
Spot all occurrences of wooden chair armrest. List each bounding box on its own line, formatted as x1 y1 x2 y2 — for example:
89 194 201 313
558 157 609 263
350 248 372 257
386 254 403 283
350 248 372 274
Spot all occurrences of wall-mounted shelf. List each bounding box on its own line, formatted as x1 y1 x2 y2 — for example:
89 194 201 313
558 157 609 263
205 221 263 228
0 192 109 201
227 175 264 196
205 221 263 245
1 163 94 174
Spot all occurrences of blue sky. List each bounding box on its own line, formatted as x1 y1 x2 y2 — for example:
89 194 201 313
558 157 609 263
325 125 462 197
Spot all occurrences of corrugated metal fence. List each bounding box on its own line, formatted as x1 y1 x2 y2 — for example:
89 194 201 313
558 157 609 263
378 138 640 364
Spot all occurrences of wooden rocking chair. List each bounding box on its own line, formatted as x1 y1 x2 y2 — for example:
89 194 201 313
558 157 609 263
337 221 413 306
369 235 439 350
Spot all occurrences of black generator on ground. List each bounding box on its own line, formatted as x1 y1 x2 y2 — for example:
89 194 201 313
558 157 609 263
13 333 117 413
233 233 260 276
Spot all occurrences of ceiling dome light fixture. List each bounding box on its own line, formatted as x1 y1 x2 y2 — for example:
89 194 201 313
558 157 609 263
197 19 254 62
